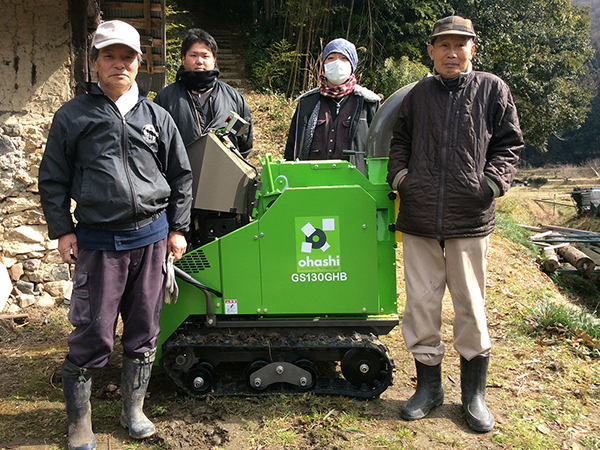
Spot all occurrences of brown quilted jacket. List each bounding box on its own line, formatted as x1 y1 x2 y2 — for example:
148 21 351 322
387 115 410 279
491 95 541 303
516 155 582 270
387 71 523 240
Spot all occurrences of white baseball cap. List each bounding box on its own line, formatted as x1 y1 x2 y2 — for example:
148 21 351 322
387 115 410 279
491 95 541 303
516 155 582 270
92 20 142 55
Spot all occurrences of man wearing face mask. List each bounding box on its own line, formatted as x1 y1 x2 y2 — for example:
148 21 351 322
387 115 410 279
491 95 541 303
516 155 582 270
284 38 380 175
155 28 253 156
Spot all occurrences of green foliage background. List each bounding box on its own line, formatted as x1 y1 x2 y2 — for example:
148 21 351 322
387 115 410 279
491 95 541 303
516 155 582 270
165 0 597 162
452 0 595 152
240 0 594 154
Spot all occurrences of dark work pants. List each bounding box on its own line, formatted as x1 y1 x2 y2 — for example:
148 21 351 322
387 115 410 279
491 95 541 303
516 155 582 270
67 239 167 369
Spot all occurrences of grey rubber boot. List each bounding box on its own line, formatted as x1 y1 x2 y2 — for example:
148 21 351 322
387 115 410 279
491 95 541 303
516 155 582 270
461 355 495 432
61 357 96 450
400 359 444 420
120 349 156 439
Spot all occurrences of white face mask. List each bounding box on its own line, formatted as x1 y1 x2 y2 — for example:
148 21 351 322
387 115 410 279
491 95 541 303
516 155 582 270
324 59 352 85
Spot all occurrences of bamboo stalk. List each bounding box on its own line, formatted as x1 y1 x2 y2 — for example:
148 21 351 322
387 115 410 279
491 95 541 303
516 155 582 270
346 0 355 40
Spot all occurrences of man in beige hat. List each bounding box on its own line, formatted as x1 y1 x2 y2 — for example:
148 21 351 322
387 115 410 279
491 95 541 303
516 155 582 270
387 15 523 432
39 20 192 449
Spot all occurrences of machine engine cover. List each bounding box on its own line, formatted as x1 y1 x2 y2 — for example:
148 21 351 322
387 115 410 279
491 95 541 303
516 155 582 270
186 133 257 214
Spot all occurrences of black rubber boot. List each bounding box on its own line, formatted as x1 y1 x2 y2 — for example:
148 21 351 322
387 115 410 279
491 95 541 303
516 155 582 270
461 355 495 432
61 357 96 450
120 349 156 439
400 359 444 420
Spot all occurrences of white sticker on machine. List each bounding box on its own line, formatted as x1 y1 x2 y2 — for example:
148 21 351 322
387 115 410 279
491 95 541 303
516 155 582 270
224 299 238 314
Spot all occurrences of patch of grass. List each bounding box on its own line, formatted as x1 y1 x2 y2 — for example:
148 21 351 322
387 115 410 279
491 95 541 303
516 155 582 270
565 216 600 233
0 400 64 442
204 395 261 417
43 309 73 334
429 431 462 447
549 272 600 313
5 357 62 400
151 404 168 417
241 417 251 430
303 406 371 446
521 299 600 359
497 185 580 228
371 434 406 449
240 397 386 448
124 442 155 450
255 416 299 446
93 399 121 421
495 210 538 256
124 443 172 450
396 424 416 438
581 435 600 449
491 426 558 449
491 406 564 449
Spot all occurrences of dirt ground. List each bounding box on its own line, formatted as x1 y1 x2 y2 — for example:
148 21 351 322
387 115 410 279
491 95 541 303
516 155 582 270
1 222 600 449
0 306 510 450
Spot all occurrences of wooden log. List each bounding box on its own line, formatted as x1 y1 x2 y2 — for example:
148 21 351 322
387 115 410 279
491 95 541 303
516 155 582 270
557 244 596 276
123 17 161 31
542 247 561 273
578 246 600 266
0 313 29 321
101 2 161 12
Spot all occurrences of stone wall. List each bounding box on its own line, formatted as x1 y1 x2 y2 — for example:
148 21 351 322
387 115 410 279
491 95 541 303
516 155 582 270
0 0 74 312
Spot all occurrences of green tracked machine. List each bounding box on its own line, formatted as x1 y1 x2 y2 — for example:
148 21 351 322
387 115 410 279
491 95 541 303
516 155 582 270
157 85 413 399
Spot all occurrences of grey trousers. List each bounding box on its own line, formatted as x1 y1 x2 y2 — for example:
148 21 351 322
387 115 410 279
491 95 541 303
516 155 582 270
67 238 167 369
401 233 491 366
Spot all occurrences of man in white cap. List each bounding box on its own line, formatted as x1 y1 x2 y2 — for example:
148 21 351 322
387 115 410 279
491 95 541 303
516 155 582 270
387 16 523 432
39 20 192 449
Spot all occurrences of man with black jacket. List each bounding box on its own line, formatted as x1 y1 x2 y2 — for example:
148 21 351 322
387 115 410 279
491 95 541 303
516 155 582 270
39 20 192 450
154 28 253 246
387 16 523 432
154 28 253 155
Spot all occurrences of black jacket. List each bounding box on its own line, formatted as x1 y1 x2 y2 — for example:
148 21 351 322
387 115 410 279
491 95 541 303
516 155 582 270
387 71 523 240
284 85 380 174
39 83 193 240
154 79 253 156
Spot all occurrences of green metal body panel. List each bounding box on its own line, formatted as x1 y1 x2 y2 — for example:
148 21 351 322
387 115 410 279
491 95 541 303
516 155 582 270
158 239 221 361
366 157 397 314
366 157 389 184
157 156 398 363
258 185 378 315
219 221 262 313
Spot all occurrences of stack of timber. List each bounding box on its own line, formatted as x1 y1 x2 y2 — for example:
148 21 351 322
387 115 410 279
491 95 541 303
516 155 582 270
521 224 600 276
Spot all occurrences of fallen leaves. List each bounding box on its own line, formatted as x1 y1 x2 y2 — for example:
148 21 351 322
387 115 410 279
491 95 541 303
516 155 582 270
537 423 552 434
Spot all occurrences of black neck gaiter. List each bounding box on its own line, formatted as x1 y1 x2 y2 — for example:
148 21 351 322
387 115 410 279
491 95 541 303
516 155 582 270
176 66 220 93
